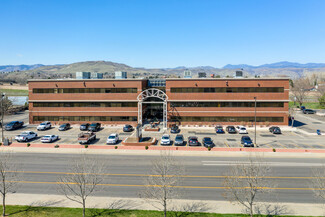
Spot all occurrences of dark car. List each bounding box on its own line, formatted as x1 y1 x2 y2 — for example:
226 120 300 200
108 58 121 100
269 126 281 134
303 109 316 114
202 137 214 148
58 123 70 131
241 136 254 147
215 125 225 134
174 134 185 146
188 136 199 146
89 123 101 132
226 126 236 134
300 106 306 110
80 123 90 131
5 121 24 131
123 124 133 132
170 125 180 133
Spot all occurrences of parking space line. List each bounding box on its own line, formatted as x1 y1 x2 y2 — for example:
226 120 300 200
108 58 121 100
224 142 230 148
276 143 287 149
292 143 302 149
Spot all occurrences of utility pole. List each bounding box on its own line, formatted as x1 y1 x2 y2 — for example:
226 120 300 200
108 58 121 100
1 93 5 143
254 97 257 147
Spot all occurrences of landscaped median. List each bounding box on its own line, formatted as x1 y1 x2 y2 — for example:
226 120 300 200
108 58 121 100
5 142 325 153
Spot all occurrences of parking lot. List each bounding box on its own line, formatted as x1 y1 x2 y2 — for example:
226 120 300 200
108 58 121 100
2 111 325 149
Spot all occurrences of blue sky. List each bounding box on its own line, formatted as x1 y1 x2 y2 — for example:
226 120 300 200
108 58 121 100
1 0 325 68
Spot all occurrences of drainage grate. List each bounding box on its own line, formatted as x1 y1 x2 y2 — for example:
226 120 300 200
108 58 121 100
312 122 322 124
260 134 276 137
227 139 236 141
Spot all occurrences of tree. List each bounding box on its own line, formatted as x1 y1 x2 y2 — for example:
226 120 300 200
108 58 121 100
140 151 184 217
0 151 21 217
223 156 274 217
291 77 310 107
57 154 106 217
0 93 13 142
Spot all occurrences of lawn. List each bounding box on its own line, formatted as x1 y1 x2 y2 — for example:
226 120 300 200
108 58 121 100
0 205 318 217
0 89 28 96
289 101 324 109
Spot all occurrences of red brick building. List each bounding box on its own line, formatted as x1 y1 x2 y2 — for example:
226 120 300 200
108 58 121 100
28 77 289 127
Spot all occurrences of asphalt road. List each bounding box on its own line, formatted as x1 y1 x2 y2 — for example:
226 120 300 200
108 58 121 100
7 152 325 204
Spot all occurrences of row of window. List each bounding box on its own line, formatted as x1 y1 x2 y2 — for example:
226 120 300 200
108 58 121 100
171 116 284 123
32 88 138 94
170 87 284 93
33 102 138 107
33 116 138 122
170 102 284 108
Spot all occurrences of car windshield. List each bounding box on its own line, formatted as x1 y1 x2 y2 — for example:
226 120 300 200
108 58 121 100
190 138 197 141
90 124 97 127
43 136 50 138
40 123 46 125
81 124 87 126
60 124 66 127
241 127 246 130
162 136 169 140
175 136 183 140
243 137 251 141
108 136 115 139
7 122 16 126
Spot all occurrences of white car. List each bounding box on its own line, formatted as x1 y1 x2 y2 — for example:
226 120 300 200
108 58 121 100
106 133 119 144
236 126 248 134
15 131 38 142
161 134 171 145
41 135 59 143
37 121 52 131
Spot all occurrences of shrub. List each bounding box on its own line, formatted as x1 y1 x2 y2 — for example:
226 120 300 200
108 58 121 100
145 146 149 150
273 148 276 152
115 146 118 149
54 145 59 148
208 147 211 151
27 143 30 147
85 145 88 149
0 142 2 146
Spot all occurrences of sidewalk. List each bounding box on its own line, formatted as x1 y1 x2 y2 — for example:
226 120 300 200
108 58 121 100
7 193 324 216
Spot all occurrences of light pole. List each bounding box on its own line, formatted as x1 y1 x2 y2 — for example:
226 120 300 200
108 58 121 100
254 97 257 146
1 93 5 143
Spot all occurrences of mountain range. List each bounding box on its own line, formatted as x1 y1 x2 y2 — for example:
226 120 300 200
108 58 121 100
1 61 325 81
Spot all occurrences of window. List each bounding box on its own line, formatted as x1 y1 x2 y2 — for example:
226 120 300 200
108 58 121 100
32 88 137 94
33 116 137 122
170 102 284 108
170 87 284 93
176 116 284 123
33 102 138 107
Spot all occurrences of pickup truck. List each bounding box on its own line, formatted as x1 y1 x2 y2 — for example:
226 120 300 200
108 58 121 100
15 131 38 142
5 121 24 131
78 132 96 144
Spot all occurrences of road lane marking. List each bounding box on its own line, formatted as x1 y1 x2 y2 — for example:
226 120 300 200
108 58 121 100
6 180 324 191
5 171 324 179
224 142 230 148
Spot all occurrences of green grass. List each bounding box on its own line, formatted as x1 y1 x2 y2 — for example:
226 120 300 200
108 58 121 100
0 205 318 217
0 89 28 96
289 101 324 109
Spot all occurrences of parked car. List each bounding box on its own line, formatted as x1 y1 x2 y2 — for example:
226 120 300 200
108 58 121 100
215 125 225 134
303 109 316 114
269 126 282 134
41 135 59 143
226 126 236 134
80 123 90 131
5 121 24 131
106 133 119 144
202 137 214 148
78 132 96 144
123 124 133 132
161 134 171 146
89 123 101 132
188 136 199 146
236 126 248 134
170 125 180 133
241 136 254 147
59 123 70 131
15 131 37 142
174 134 185 146
37 121 51 131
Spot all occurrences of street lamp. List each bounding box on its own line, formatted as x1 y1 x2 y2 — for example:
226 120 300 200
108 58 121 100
1 93 5 143
254 97 257 146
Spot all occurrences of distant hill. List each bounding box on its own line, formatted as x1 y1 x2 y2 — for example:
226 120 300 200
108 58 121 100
0 64 44 72
1 61 325 84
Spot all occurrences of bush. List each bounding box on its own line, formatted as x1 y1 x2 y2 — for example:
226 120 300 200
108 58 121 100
115 146 118 149
27 143 30 147
273 148 276 152
145 146 149 150
208 146 211 151
0 142 2 146
85 145 88 148
54 145 59 148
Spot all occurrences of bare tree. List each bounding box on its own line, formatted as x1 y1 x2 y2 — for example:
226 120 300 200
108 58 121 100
223 156 274 217
57 154 106 217
0 93 13 143
291 77 311 107
0 151 21 217
140 151 184 217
